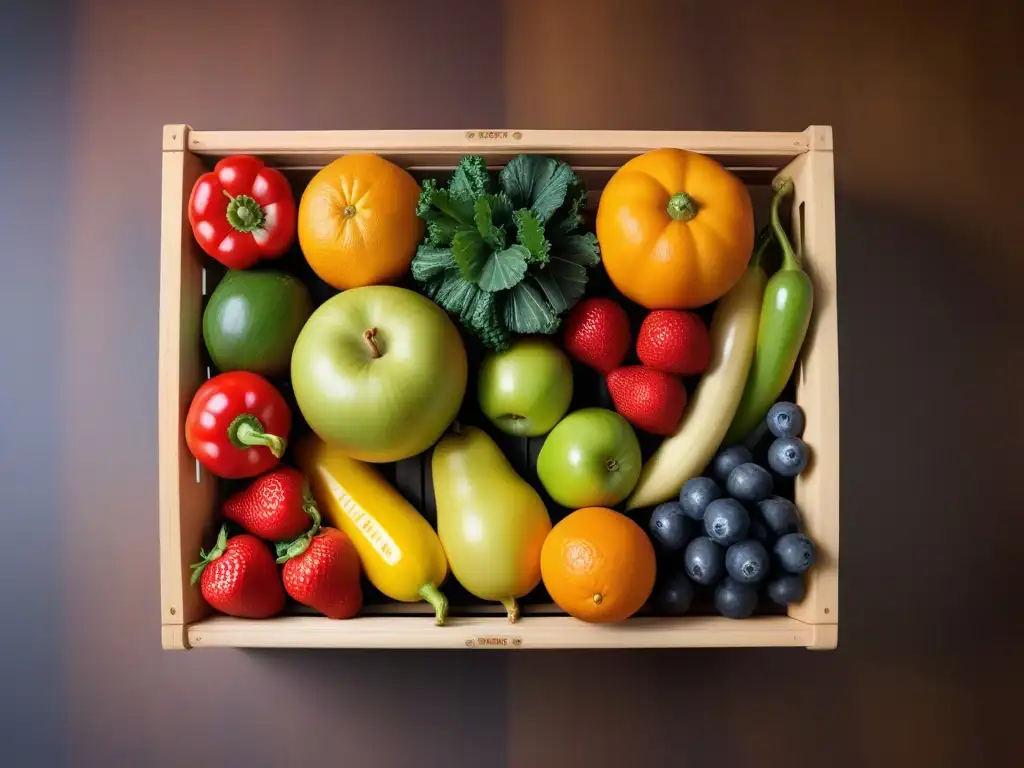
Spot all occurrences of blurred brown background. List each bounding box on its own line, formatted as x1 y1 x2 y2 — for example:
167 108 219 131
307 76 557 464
2 0 1021 765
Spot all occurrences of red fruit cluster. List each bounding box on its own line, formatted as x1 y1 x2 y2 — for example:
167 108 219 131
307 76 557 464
563 299 711 436
192 466 363 621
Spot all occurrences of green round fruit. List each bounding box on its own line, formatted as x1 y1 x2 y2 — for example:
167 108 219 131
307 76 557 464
290 285 468 463
537 408 642 508
203 269 313 378
477 338 573 437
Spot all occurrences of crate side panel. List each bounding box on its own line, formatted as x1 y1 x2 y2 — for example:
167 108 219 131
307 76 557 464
783 150 840 625
159 148 217 629
186 128 810 159
186 614 816 650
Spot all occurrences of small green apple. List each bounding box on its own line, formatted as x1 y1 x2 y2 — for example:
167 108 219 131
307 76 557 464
537 408 642 508
290 286 467 463
477 338 574 437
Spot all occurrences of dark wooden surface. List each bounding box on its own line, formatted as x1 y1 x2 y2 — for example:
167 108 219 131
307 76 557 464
3 0 1022 765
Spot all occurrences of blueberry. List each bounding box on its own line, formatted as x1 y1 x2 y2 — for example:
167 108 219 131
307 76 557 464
711 445 752 484
725 462 774 502
756 495 803 537
766 574 806 606
653 571 695 616
766 402 805 438
679 476 723 520
748 518 772 545
683 536 726 585
767 437 809 477
774 533 817 573
725 540 770 584
648 502 697 556
703 498 750 546
714 578 758 619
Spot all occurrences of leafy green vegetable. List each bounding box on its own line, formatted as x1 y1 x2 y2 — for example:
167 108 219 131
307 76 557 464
514 209 549 264
479 245 529 292
410 154 601 350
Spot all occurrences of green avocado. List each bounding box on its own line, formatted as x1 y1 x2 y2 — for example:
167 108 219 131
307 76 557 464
203 269 313 378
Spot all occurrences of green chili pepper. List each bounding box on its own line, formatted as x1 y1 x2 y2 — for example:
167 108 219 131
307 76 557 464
724 177 814 446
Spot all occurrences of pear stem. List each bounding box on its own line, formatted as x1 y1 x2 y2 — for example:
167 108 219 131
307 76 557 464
501 596 520 624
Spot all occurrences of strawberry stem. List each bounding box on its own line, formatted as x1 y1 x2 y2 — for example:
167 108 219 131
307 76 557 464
190 524 229 585
275 500 322 564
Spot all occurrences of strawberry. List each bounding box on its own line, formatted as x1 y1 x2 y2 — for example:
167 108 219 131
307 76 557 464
223 466 316 541
563 297 631 374
276 506 362 620
190 524 285 618
606 365 688 436
636 310 711 376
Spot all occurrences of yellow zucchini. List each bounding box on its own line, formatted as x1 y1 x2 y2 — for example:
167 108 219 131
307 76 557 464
294 433 450 625
625 264 764 510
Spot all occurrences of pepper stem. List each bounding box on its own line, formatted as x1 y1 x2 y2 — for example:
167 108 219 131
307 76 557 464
770 177 800 270
363 328 382 359
223 190 266 233
748 224 775 269
189 523 229 585
501 596 520 624
419 583 449 626
228 414 287 458
666 192 699 222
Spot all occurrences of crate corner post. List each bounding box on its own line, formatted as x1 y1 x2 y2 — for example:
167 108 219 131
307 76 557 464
776 131 840 640
158 124 216 649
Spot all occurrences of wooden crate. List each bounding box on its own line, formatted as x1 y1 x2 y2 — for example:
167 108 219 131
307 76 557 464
159 126 838 651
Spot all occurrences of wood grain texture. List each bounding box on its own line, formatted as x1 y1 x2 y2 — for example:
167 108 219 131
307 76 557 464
187 614 816 649
786 144 840 626
158 139 216 639
159 130 835 648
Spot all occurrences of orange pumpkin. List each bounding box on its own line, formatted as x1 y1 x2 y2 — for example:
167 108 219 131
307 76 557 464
596 148 755 309
298 154 423 290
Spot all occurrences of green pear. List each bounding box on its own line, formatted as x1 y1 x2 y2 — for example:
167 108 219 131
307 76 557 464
431 425 552 622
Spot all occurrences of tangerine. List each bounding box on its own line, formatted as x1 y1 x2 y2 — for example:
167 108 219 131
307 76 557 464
540 506 656 623
298 154 423 290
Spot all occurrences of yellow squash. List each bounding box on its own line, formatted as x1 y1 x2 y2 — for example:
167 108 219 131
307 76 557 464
431 426 552 622
294 433 450 625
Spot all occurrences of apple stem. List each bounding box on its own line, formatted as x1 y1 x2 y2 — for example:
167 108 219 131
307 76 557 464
363 328 382 359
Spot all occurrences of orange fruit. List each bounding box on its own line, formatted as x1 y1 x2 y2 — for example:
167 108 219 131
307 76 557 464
298 154 424 290
540 506 656 623
596 148 755 309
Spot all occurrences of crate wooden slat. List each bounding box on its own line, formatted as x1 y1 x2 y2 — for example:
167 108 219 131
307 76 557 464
159 126 839 651
187 615 836 650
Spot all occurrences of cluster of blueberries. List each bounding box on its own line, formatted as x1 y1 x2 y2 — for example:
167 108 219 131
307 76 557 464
647 402 818 619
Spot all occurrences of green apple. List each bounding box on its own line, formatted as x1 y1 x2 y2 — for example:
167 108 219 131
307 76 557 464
477 338 573 437
290 286 467 463
537 408 642 508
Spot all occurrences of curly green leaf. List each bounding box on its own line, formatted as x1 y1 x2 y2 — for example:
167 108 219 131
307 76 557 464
452 228 487 282
449 155 491 201
474 195 507 251
410 245 455 284
513 209 550 264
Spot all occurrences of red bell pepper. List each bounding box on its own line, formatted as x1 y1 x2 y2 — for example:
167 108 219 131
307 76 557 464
187 155 297 270
185 371 292 479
